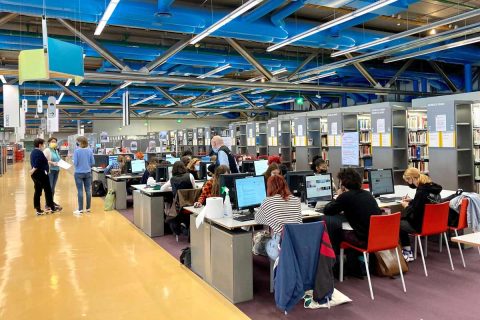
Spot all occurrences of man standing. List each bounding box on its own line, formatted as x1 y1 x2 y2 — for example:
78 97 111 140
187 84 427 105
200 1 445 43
211 136 239 173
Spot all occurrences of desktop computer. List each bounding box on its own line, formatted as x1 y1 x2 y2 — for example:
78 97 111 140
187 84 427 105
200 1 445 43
131 160 146 174
219 173 253 210
108 155 118 166
241 161 255 174
235 176 267 211
305 174 334 204
285 171 314 200
199 161 213 180
254 160 269 176
368 168 399 201
156 165 170 183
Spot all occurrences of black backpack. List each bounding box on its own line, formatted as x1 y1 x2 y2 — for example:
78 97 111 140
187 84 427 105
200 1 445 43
180 247 191 268
92 180 107 197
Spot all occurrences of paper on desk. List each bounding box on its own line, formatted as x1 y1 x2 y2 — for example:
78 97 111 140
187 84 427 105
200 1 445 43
195 207 206 229
57 159 72 170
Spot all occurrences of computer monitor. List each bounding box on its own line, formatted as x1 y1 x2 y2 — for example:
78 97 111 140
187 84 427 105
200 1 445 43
341 166 365 182
201 156 211 162
254 160 269 176
167 157 180 165
93 155 109 168
156 165 170 182
305 174 333 203
199 161 213 180
131 160 146 174
219 173 253 209
235 176 267 210
285 171 315 200
95 143 101 148
368 168 395 197
108 155 118 166
241 161 255 174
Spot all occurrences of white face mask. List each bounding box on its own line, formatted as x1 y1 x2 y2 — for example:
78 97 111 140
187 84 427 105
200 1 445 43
195 165 200 171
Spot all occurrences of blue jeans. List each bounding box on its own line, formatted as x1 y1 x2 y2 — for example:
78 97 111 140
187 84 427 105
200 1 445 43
74 172 92 211
48 170 60 198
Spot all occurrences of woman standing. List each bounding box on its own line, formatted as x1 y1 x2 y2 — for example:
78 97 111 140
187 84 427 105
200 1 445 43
73 136 95 215
30 138 61 215
43 137 61 199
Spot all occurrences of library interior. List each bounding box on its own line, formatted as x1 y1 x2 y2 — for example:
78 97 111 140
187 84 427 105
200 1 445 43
2 1 480 319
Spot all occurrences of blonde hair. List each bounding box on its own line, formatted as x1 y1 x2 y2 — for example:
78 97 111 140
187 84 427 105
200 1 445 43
403 167 431 185
77 136 89 148
187 158 200 171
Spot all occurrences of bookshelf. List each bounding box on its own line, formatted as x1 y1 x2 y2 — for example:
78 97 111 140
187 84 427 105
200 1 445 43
235 123 248 155
321 117 328 163
473 103 480 192
255 121 268 157
278 119 293 165
407 110 429 174
267 118 278 156
292 116 308 170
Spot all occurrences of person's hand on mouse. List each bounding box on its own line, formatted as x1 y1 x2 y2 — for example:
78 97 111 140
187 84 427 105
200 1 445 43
194 202 202 208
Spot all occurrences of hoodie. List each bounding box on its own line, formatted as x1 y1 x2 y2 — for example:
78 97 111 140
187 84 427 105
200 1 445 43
405 182 442 232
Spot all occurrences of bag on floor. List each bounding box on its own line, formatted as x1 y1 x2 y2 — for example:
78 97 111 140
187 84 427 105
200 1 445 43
180 247 191 268
104 190 116 211
374 245 408 277
92 180 106 197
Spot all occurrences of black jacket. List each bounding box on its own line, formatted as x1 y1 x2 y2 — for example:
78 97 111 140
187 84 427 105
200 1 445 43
170 172 194 196
324 189 381 242
405 182 442 232
215 145 239 173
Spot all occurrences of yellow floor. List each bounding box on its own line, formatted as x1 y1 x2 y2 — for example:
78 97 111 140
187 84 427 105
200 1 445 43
0 162 249 320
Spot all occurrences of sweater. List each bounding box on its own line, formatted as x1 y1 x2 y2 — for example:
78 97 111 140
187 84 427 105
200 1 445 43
30 149 49 174
255 194 302 234
197 179 214 204
73 147 95 174
323 189 381 242
43 148 60 171
405 182 442 232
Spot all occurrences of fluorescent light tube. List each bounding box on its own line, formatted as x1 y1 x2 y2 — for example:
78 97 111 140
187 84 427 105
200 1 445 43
119 81 132 89
65 78 72 87
160 111 177 116
384 35 480 63
94 0 121 36
131 94 157 106
198 64 231 78
292 71 336 84
190 0 264 45
266 0 398 52
169 84 185 91
56 92 65 104
0 75 7 84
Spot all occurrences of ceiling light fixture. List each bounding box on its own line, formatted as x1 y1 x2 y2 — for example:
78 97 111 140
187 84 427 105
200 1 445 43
292 71 337 84
384 35 480 63
0 75 6 84
119 81 133 89
189 0 263 45
94 0 120 36
56 92 65 104
131 94 157 106
266 0 397 52
331 8 480 57
429 29 437 35
65 78 72 87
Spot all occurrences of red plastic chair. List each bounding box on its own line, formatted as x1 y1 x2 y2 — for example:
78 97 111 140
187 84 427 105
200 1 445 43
339 213 406 300
412 202 454 277
440 199 469 268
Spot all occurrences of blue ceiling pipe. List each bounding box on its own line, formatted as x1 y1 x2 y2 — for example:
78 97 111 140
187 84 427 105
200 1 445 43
465 64 473 93
242 0 286 23
271 0 306 27
156 0 175 17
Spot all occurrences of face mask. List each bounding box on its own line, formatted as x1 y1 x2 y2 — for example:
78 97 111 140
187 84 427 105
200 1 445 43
408 183 417 189
50 143 57 149
194 165 200 171
212 146 219 153
319 169 327 174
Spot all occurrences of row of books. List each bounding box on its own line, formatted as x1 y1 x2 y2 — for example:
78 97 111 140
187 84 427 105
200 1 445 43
408 146 429 159
408 114 428 130
360 145 372 157
408 131 427 144
321 136 328 146
409 161 429 173
474 129 480 145
476 183 480 193
360 132 371 143
475 148 480 162
358 119 371 130
475 165 480 180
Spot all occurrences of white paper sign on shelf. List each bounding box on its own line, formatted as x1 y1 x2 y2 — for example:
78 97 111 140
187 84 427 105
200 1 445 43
248 128 253 138
442 131 455 148
435 114 447 132
341 132 359 166
474 107 480 127
376 118 385 134
223 137 232 149
270 126 275 137
297 124 303 137
382 133 392 147
334 135 342 146
327 135 335 146
331 122 338 135
428 132 440 147
372 133 381 147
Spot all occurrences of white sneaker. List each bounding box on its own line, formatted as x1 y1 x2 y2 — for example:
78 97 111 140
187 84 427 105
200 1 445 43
73 210 83 216
85 209 91 213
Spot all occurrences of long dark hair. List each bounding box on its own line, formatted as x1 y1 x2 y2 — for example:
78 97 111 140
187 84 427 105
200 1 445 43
211 165 230 196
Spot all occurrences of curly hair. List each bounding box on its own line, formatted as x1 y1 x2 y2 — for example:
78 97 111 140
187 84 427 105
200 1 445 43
337 168 362 190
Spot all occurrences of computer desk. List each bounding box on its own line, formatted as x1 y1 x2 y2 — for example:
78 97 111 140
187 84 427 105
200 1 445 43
91 167 106 187
106 174 143 210
131 182 204 237
185 185 456 304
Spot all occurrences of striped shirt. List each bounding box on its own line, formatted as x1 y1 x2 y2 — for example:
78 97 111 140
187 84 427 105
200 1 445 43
255 194 302 235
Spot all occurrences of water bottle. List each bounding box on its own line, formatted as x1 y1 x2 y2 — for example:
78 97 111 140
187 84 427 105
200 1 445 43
224 189 233 218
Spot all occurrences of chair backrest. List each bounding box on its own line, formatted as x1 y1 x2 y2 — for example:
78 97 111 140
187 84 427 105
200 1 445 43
367 213 401 252
457 198 469 230
421 202 450 235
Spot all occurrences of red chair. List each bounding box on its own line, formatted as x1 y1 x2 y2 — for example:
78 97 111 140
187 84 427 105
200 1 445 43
339 213 406 300
412 202 454 277
439 199 469 268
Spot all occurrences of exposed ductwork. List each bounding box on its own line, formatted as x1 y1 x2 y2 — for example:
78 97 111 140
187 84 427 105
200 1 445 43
156 0 175 17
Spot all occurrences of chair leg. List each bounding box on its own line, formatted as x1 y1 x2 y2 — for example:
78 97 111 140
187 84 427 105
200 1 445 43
269 259 274 293
425 236 428 258
339 248 344 282
443 232 455 271
363 252 374 300
417 235 428 277
414 236 418 260
454 230 466 268
395 247 407 293
439 234 443 253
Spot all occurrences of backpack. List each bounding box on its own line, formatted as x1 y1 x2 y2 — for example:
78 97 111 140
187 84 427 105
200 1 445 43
104 190 116 211
180 247 191 268
92 180 106 197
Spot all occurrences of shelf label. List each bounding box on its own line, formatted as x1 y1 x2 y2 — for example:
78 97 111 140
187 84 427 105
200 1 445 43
377 118 385 134
372 133 381 147
435 114 447 132
331 122 338 135
428 132 440 147
442 131 455 148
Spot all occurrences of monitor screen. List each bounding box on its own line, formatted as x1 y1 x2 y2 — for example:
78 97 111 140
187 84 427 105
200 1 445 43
254 160 269 176
368 169 395 196
93 155 108 168
285 171 314 199
95 143 101 148
305 174 333 202
108 155 118 166
241 161 255 174
131 160 146 174
156 165 169 182
199 161 213 180
167 157 180 165
235 176 267 210
201 156 211 162
219 173 253 209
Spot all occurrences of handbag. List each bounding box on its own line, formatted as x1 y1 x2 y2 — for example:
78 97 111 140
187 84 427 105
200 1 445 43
374 245 408 277
266 233 281 261
104 190 115 211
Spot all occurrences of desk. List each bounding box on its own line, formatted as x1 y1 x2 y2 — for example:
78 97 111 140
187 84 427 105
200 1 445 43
106 174 142 210
92 167 106 187
374 185 456 210
451 232 480 247
131 182 205 237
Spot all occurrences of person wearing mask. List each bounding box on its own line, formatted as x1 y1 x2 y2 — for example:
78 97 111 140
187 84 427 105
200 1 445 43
211 135 239 173
141 157 158 184
160 161 195 194
311 155 328 174
399 168 442 262
323 168 381 256
30 138 61 215
187 158 201 180
104 155 126 175
73 136 95 215
194 165 230 207
43 137 61 199
255 175 302 234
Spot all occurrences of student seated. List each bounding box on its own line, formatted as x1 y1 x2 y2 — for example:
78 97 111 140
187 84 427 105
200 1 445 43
311 155 328 174
399 168 442 262
160 161 195 193
253 175 302 255
104 155 126 175
141 157 158 184
187 158 201 180
263 163 281 184
194 165 230 207
323 168 381 255
181 150 193 159
267 155 281 165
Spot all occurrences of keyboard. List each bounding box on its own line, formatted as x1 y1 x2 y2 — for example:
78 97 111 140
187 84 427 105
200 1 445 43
378 196 403 203
234 213 255 222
